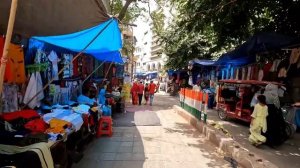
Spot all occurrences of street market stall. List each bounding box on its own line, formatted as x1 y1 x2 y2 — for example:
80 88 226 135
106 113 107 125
0 1 124 167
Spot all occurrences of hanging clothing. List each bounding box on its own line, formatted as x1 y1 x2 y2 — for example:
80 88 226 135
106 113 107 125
270 59 281 72
48 50 59 80
242 68 246 80
2 84 19 112
249 103 268 145
23 72 45 109
0 43 26 84
264 84 280 109
247 66 251 80
258 69 264 81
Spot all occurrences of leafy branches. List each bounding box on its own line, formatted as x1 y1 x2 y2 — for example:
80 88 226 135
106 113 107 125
161 0 300 69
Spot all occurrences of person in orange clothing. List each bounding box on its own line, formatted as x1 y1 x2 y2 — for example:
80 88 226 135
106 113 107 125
137 81 144 105
148 80 157 106
130 81 139 105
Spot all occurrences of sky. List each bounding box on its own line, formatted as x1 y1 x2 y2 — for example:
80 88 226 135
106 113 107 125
133 0 157 46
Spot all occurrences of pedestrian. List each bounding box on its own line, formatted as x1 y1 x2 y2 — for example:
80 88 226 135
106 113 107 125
130 81 139 105
98 83 107 105
144 83 150 105
148 80 157 106
156 81 160 93
137 81 144 105
249 95 268 146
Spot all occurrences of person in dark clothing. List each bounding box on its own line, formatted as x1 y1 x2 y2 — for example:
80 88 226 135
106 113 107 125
144 83 150 105
263 104 288 147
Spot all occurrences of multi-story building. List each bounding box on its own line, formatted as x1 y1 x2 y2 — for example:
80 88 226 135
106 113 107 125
134 2 175 80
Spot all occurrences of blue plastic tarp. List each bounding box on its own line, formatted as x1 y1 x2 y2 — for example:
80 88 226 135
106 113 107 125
216 32 300 66
192 59 216 66
31 18 123 63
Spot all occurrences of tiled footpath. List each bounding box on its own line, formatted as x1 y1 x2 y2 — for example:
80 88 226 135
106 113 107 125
73 109 233 168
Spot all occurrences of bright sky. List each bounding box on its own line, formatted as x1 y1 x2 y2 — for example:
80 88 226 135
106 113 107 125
133 0 157 46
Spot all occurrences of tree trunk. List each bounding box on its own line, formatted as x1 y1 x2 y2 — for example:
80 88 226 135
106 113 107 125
118 0 135 21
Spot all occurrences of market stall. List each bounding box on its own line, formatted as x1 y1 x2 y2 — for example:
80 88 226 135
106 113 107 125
0 1 124 167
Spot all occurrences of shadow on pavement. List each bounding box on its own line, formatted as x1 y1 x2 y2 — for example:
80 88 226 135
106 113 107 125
72 126 146 168
207 109 300 168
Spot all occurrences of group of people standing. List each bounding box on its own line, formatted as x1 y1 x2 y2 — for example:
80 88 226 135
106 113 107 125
249 84 288 147
131 80 157 106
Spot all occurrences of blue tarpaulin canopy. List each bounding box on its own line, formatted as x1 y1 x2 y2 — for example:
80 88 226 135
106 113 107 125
192 59 216 66
216 32 300 66
30 18 123 63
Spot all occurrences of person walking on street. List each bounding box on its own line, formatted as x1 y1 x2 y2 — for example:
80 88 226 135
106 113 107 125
131 81 139 105
137 81 144 105
149 81 157 106
156 81 160 93
144 83 150 105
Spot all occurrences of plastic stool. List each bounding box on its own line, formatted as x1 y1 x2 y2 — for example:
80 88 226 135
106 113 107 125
97 116 113 137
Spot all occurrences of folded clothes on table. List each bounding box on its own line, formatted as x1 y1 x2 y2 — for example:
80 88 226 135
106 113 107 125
43 109 83 132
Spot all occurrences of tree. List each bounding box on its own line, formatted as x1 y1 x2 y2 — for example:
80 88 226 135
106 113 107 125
161 0 300 69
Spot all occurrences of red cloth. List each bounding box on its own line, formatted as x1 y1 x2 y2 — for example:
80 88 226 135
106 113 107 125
1 110 40 121
25 119 48 133
149 83 157 94
137 83 144 94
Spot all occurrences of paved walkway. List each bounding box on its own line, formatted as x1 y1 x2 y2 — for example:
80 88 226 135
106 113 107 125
207 109 300 168
73 94 233 168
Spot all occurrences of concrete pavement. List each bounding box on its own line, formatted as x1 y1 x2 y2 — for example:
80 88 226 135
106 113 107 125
73 93 234 168
207 109 300 168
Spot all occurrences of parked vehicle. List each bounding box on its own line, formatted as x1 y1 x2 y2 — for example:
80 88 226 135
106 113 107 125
216 79 283 123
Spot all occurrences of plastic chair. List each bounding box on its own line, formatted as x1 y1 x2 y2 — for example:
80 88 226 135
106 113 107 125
97 116 113 137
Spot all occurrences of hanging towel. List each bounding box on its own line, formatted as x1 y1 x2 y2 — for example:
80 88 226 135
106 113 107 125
23 72 44 109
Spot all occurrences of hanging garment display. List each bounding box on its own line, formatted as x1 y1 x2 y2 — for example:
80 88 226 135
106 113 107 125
258 69 264 81
2 84 19 112
247 66 252 80
242 68 246 80
270 59 281 72
235 68 239 80
62 54 74 78
48 50 59 80
6 44 26 84
34 49 52 84
23 72 45 109
0 41 26 84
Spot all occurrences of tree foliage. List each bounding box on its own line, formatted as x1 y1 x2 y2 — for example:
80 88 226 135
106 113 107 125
161 0 300 69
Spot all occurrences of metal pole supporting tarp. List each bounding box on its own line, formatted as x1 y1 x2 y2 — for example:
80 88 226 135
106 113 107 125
0 0 18 113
